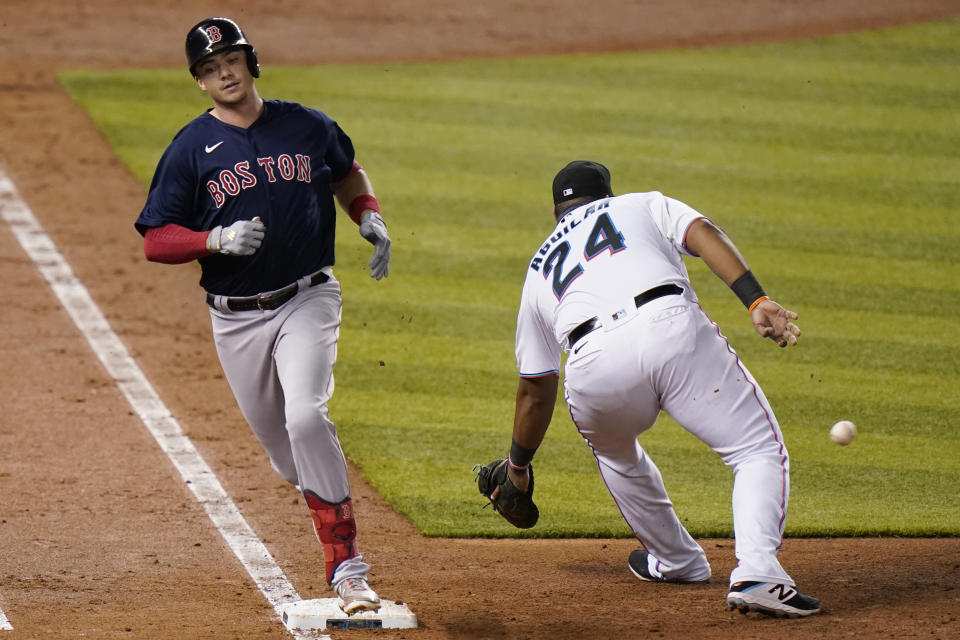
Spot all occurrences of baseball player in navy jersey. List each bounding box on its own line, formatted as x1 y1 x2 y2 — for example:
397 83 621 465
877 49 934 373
500 160 820 618
134 17 390 614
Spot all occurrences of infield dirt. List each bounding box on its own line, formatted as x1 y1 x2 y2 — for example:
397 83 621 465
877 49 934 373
1 1 958 638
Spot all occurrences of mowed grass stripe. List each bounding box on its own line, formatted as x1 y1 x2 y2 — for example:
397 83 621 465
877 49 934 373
345 273 521 309
335 329 515 371
761 276 959 318
648 188 953 235
794 307 960 349
340 303 515 345
744 249 956 291
372 158 958 242
342 293 960 379
753 21 960 67
354 127 960 216
729 359 957 411
773 393 959 441
290 43 957 107
331 89 959 173
723 219 956 264
753 334 959 377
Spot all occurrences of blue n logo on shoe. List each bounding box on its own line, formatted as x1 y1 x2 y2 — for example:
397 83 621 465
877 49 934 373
767 584 796 601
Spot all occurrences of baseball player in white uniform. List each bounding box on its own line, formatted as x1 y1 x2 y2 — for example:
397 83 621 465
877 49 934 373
504 160 820 617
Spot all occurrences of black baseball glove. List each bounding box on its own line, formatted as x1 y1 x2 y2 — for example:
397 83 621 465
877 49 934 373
474 458 539 529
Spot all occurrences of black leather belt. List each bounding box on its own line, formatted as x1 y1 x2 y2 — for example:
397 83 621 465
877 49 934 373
568 283 684 347
206 271 330 312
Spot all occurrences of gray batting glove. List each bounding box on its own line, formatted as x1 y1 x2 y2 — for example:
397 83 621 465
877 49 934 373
207 218 265 256
359 211 391 279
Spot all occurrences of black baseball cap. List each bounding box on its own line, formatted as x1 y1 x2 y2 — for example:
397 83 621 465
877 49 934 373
552 160 613 206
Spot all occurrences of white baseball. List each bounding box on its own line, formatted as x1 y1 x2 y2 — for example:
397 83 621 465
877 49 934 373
829 420 857 445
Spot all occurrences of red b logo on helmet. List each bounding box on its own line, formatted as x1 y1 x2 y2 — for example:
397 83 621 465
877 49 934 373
205 26 222 44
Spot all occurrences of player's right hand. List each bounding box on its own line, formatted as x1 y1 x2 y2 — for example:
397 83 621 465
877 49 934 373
208 218 265 256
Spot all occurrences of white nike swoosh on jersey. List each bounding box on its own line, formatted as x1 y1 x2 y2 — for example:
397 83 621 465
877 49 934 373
205 141 225 153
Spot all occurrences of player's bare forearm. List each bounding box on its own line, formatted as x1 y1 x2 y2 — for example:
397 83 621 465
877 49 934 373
333 166 375 213
512 375 559 450
504 374 558 494
686 218 800 346
684 218 749 285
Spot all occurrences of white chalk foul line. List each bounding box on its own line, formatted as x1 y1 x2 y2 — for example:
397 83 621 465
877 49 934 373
0 172 317 639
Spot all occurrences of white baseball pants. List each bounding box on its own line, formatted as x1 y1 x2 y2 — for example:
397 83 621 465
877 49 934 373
563 293 793 586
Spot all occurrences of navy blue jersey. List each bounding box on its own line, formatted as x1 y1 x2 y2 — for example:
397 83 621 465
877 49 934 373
136 100 355 296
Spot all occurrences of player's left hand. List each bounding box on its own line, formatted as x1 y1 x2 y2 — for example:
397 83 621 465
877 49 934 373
750 298 801 348
358 211 391 280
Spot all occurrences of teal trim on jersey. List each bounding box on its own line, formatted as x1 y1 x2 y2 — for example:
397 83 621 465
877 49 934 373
60 13 960 538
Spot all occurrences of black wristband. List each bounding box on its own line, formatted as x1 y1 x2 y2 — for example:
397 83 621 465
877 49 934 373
730 270 766 310
509 439 537 469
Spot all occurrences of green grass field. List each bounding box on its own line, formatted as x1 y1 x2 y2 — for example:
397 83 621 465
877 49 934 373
60 16 960 538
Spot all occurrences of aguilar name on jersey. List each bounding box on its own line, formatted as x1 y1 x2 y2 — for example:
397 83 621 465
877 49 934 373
135 100 354 296
515 192 706 378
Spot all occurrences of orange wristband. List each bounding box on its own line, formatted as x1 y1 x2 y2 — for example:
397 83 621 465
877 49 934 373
748 296 769 312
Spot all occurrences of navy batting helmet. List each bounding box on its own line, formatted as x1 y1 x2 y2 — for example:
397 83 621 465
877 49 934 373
185 17 260 78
